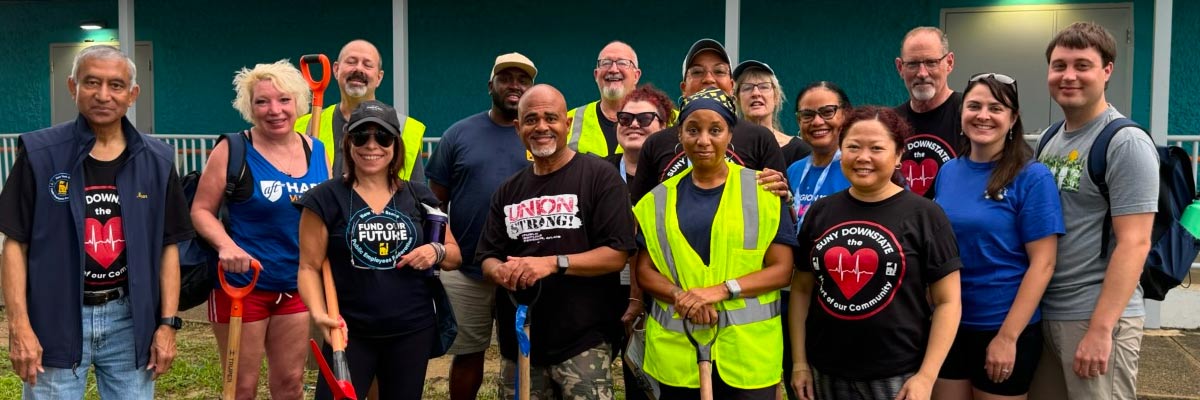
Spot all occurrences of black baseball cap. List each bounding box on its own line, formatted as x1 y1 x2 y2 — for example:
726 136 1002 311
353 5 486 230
681 38 730 77
345 100 401 137
733 60 775 80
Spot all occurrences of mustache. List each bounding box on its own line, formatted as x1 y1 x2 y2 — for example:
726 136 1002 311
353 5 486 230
347 70 369 83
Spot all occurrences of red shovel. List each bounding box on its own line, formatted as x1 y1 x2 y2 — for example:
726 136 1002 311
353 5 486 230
218 260 261 400
310 259 356 400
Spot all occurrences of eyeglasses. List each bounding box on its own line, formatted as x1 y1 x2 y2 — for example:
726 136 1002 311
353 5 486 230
796 105 840 122
686 65 731 80
350 129 396 147
900 53 949 71
970 72 1017 87
616 111 660 128
737 82 774 94
597 58 637 70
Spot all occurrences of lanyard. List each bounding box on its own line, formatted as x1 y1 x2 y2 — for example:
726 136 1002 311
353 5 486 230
619 158 628 183
795 151 841 200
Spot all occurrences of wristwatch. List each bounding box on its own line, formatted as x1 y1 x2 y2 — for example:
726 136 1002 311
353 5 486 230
556 255 570 275
724 279 742 300
159 316 183 330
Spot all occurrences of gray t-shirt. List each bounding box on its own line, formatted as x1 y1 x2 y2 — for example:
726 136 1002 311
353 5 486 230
1037 105 1158 320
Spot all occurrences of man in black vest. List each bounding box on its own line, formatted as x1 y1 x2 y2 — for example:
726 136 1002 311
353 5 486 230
0 45 193 399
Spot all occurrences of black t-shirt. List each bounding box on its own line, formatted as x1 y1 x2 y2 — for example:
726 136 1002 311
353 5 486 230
475 153 638 365
781 136 813 166
299 177 441 338
0 148 194 277
894 92 966 198
82 152 130 291
630 123 787 202
674 175 798 265
595 102 619 155
795 190 961 379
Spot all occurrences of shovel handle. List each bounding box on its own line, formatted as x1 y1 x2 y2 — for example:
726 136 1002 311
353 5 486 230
518 324 531 399
698 360 713 400
321 259 348 351
300 54 331 96
218 261 262 318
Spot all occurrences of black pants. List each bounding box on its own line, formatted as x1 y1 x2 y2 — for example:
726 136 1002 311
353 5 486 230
658 363 775 400
316 323 435 400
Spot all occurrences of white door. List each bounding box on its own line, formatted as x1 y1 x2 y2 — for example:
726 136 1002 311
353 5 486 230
50 42 154 133
944 5 1133 133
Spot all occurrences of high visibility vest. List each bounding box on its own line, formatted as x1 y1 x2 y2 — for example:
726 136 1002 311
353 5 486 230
566 101 621 157
294 104 426 180
632 163 783 389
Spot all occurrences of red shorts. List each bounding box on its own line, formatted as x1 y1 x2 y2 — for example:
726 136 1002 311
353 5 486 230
207 288 308 323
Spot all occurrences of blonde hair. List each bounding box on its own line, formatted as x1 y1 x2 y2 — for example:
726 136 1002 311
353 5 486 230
231 59 311 124
734 68 785 132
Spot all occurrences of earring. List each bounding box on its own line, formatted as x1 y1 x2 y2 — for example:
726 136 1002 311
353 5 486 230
1007 128 1013 140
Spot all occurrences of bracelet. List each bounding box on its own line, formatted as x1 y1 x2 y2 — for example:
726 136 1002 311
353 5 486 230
628 297 643 304
431 243 446 267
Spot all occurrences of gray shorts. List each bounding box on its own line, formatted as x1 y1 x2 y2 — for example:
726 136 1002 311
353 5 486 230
1028 317 1144 400
440 269 497 355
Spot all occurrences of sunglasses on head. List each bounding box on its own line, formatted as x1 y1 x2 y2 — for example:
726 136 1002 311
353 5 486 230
970 72 1017 87
349 129 396 147
616 111 660 128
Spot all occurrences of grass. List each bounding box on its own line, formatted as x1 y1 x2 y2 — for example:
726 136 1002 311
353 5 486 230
0 314 627 399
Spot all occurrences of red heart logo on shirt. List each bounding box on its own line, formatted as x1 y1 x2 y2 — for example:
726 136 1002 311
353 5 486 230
823 246 878 299
85 218 125 269
901 158 939 196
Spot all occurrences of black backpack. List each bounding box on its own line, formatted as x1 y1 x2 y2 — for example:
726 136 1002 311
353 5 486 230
177 132 248 311
1037 118 1198 301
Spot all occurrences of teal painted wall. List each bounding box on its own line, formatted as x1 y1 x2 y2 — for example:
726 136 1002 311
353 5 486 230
1170 0 1198 134
407 0 724 137
0 0 118 133
0 0 1191 137
741 0 1155 136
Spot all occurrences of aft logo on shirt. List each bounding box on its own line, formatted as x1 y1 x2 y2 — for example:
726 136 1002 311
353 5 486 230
902 134 955 196
504 194 582 242
259 180 316 202
811 221 905 320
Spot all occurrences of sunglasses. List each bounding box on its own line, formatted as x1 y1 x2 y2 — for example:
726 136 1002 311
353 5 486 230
616 111 661 128
349 129 396 147
970 72 1017 87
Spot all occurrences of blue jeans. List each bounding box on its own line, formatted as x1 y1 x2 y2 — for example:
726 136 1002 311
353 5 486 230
23 297 154 399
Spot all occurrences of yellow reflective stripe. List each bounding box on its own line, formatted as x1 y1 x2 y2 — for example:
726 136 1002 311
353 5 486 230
739 167 759 250
568 105 586 151
651 185 681 285
649 297 780 333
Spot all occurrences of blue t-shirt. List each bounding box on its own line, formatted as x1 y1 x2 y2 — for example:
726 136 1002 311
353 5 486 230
677 174 797 265
934 158 1064 330
425 111 530 279
786 155 851 232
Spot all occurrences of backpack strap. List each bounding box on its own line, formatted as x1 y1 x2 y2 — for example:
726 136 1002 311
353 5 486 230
217 131 249 198
1086 118 1147 258
1036 120 1066 158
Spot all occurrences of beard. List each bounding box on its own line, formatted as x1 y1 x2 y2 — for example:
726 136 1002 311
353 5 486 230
600 85 626 101
344 85 368 98
909 79 937 101
490 89 519 121
530 144 557 158
342 71 372 99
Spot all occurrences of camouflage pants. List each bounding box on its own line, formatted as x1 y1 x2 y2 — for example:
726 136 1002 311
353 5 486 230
499 343 614 400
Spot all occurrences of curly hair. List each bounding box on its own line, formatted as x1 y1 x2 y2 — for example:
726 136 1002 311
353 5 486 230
231 59 311 125
620 84 676 127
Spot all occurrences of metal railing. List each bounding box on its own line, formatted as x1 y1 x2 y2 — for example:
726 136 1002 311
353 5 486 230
0 133 443 184
0 133 1195 188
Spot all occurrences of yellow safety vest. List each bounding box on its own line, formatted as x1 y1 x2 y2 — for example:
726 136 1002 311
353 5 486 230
632 163 783 389
295 104 426 180
566 101 621 157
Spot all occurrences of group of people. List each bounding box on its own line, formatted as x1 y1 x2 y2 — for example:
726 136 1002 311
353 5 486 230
0 20 1159 400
